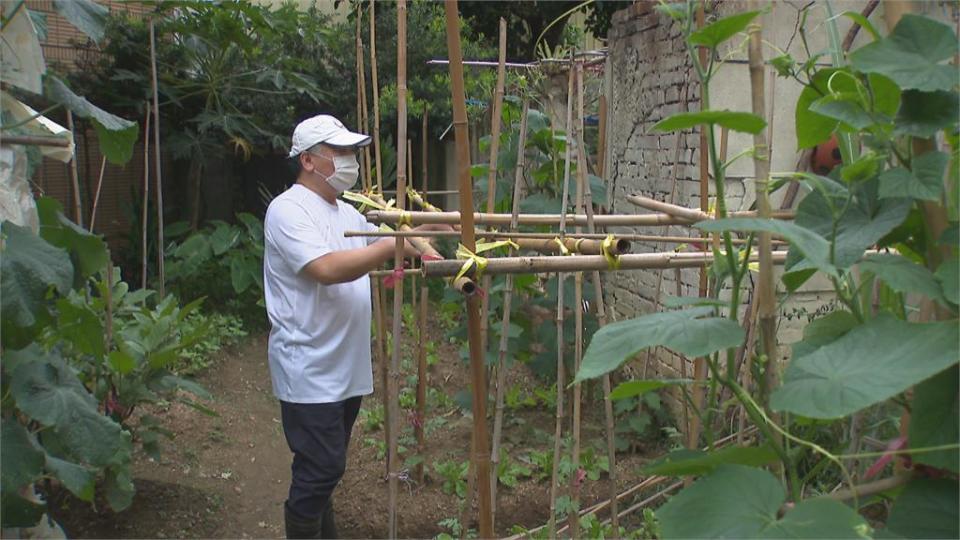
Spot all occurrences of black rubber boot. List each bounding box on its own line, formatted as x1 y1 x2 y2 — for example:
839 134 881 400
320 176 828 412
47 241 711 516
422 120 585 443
319 497 337 539
284 503 322 539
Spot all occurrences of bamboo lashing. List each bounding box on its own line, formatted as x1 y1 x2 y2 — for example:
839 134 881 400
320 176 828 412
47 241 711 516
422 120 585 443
444 2 493 535
365 209 793 227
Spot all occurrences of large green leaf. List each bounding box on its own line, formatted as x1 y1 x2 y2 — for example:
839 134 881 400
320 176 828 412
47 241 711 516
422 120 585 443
936 257 959 305
653 110 766 135
608 379 691 400
688 11 760 49
0 492 46 528
56 297 106 357
641 445 779 476
858 254 945 305
104 466 134 512
658 465 868 539
0 419 44 491
850 14 959 92
52 0 107 42
809 94 884 131
771 315 959 418
895 90 960 138
36 197 109 278
573 308 744 383
886 478 959 539
879 151 949 202
44 76 138 165
45 455 96 502
0 221 73 329
908 366 958 473
795 70 900 149
209 224 240 255
791 310 859 360
696 218 836 276
8 345 129 467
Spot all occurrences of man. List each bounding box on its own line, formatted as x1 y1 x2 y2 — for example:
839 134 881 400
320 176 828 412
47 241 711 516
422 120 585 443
264 114 437 538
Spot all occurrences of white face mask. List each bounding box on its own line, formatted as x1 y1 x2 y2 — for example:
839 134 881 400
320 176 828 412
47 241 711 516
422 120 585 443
313 153 360 193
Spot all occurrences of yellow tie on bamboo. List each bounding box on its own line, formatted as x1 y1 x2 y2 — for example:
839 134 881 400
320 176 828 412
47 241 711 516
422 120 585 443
601 234 621 270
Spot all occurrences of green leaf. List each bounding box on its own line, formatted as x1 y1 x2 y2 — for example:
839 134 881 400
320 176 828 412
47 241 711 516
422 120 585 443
46 455 96 501
936 257 958 305
36 197 109 278
837 11 881 42
8 345 129 466
44 76 138 165
107 350 136 375
0 221 73 328
771 315 959 418
1 419 44 491
796 84 838 149
810 94 880 131
696 218 835 276
795 70 900 149
56 298 105 357
791 310 859 361
608 379 691 400
104 466 134 512
896 90 960 138
858 254 945 305
653 110 766 135
688 11 760 49
209 225 240 255
850 14 959 92
52 0 107 42
908 366 958 473
574 308 745 383
641 445 779 476
0 492 46 528
886 478 959 539
879 151 949 202
657 465 868 539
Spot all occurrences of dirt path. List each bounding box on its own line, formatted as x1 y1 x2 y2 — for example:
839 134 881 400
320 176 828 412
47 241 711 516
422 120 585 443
53 327 662 539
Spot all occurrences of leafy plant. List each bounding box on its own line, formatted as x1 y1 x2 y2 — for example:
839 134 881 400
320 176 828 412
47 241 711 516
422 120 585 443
433 459 469 498
496 448 533 489
574 3 958 538
174 311 247 375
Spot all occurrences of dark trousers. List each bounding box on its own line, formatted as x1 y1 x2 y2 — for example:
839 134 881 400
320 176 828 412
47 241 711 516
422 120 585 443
280 396 362 520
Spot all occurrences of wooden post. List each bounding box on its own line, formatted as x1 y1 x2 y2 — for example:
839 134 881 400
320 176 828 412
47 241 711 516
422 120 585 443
415 114 430 483
387 2 407 536
548 61 575 539
149 18 165 298
444 2 493 536
490 99 529 529
88 156 107 231
66 111 84 227
141 102 151 289
358 6 373 192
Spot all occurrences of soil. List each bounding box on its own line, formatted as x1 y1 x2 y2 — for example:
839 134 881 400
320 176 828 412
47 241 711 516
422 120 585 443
49 315 664 539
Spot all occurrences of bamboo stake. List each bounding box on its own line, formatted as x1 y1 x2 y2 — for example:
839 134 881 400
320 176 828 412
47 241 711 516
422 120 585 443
3 135 71 147
87 156 108 231
581 78 621 539
422 250 790 277
748 3 779 415
345 229 782 246
149 18 165 298
415 114 429 484
689 0 709 453
366 194 443 259
490 99 529 531
479 17 509 382
141 102 150 290
356 7 372 192
444 3 493 535
568 62 587 540
370 0 383 194
66 111 84 226
365 209 792 227
386 2 408 536
625 193 709 222
373 275 389 478
548 60 575 540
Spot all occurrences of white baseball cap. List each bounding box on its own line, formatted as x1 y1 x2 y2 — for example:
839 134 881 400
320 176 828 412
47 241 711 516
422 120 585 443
288 114 371 157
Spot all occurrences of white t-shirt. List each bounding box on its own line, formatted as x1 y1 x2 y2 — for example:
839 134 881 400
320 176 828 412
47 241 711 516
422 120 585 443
263 183 379 403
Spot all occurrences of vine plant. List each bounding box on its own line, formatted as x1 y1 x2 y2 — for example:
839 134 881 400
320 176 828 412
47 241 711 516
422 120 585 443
574 2 958 538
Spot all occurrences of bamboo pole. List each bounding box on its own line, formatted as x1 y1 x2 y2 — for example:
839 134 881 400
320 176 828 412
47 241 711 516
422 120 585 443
415 113 430 484
580 77 621 539
370 0 383 194
386 2 408 536
625 193 710 222
548 60 576 540
568 61 587 540
423 251 790 277
2 134 72 147
366 194 443 259
688 0 709 453
356 7 372 192
365 209 792 227
479 17 509 381
345 229 783 246
149 18 165 298
88 156 107 231
65 112 84 226
490 98 529 531
444 3 493 535
748 2 779 415
141 103 150 289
